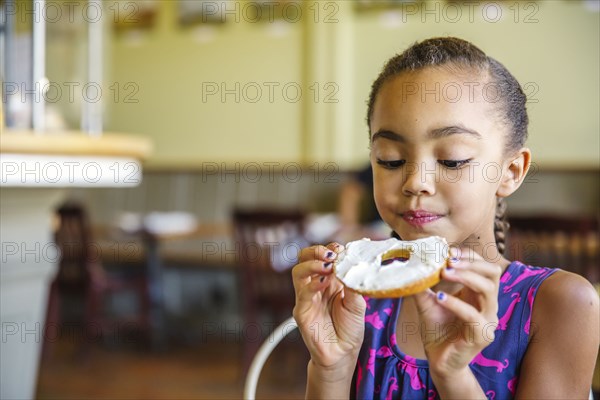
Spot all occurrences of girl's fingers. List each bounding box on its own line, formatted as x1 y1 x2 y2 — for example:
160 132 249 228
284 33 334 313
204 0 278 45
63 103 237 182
429 291 495 348
434 291 486 326
443 268 495 294
293 243 342 284
293 275 333 317
341 288 366 315
326 242 345 254
442 268 499 314
292 259 335 295
292 259 335 281
449 247 502 279
293 243 342 296
298 245 339 263
449 258 503 281
412 289 439 315
449 246 483 264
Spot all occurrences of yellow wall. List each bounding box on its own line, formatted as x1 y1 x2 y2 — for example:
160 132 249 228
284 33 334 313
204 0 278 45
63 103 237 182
104 0 599 169
107 0 304 167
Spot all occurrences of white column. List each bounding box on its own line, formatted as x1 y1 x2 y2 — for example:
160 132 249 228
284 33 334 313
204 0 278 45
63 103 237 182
32 0 46 133
0 188 64 400
82 0 104 136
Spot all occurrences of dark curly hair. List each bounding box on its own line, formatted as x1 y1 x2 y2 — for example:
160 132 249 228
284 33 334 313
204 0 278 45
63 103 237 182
370 37 529 255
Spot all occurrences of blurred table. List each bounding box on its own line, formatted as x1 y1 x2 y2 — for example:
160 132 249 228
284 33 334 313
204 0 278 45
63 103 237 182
96 222 233 349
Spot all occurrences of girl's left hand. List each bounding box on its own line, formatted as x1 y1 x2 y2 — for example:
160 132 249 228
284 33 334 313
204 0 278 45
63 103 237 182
412 248 503 380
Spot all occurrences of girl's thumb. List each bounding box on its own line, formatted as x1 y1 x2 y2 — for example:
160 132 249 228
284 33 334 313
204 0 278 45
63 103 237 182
342 288 367 316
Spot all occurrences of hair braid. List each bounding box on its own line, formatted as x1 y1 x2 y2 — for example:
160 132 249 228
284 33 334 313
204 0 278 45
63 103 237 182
494 197 510 255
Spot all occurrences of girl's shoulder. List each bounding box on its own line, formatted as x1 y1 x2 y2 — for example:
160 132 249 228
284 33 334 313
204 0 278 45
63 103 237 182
532 268 598 323
516 261 599 344
496 261 598 343
502 261 597 321
515 266 599 397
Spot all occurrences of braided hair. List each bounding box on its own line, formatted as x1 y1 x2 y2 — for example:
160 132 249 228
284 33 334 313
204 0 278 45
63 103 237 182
370 37 528 254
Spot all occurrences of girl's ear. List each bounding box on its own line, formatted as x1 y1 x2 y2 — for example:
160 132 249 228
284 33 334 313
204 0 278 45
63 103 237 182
496 147 531 198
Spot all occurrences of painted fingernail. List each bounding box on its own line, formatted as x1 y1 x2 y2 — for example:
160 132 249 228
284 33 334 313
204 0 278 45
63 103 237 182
437 291 447 301
445 266 454 273
449 247 460 261
319 276 325 283
324 262 332 269
326 251 335 259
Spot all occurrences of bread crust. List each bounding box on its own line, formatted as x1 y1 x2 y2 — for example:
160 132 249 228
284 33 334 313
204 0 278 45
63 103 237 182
336 259 448 298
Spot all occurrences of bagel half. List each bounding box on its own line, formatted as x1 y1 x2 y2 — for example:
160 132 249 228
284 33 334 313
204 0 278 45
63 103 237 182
334 236 449 298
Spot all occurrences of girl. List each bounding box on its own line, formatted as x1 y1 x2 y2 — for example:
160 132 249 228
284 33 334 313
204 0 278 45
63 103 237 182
292 37 599 399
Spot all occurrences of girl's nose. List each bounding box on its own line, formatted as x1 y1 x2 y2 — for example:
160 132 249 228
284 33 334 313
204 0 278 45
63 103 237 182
401 161 436 196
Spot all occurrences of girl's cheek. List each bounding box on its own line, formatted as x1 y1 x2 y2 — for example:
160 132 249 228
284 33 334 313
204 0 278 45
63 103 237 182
439 164 476 186
375 179 401 203
374 186 396 213
440 168 465 185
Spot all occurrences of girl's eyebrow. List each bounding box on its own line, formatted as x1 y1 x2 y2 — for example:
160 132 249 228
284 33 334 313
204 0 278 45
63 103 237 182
371 130 404 143
371 125 481 143
430 125 482 139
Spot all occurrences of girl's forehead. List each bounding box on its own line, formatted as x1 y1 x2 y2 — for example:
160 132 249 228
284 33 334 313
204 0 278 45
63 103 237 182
371 67 503 141
397 64 488 81
374 67 495 115
381 66 490 101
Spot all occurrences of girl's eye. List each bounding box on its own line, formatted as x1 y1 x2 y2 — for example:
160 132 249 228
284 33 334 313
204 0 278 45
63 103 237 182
376 159 405 169
439 159 471 169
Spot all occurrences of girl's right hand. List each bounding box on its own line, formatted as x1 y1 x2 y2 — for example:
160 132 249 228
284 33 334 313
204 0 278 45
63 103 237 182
292 243 366 370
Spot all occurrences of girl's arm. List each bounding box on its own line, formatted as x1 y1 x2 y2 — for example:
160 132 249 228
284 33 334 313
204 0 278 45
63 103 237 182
292 243 366 399
516 270 599 399
306 358 357 399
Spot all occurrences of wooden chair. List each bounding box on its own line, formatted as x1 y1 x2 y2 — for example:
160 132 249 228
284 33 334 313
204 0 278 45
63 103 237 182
43 202 151 357
232 208 308 375
506 214 599 284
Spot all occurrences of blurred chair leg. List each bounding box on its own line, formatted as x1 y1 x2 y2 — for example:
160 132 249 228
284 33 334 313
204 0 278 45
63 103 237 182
77 288 102 360
144 234 167 351
41 282 60 361
138 276 152 338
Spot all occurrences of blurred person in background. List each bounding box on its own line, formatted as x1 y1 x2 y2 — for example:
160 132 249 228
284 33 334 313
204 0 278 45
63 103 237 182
337 164 388 242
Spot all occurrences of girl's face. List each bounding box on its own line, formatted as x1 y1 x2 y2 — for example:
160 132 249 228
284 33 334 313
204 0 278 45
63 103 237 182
370 67 512 250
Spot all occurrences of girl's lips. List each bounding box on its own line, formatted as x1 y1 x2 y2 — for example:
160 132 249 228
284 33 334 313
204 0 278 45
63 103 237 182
401 210 443 226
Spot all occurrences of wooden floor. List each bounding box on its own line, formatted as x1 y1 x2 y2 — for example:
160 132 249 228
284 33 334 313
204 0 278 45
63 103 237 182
36 333 308 399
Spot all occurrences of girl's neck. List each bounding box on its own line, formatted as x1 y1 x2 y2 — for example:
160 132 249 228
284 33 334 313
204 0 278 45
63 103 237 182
459 233 510 269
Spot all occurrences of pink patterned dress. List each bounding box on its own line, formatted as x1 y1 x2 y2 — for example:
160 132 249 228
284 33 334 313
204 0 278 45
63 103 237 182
352 261 557 399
